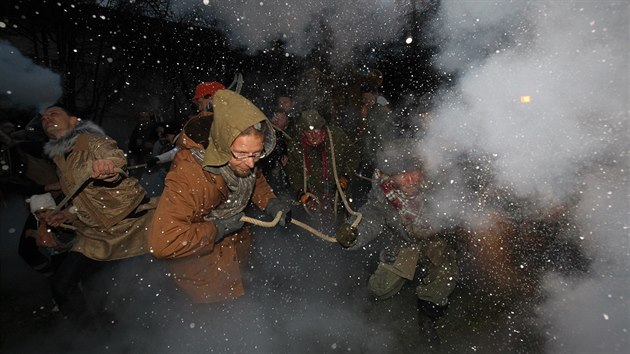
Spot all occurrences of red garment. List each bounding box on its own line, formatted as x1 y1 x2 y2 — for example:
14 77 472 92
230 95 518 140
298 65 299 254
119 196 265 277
301 132 329 181
380 178 422 225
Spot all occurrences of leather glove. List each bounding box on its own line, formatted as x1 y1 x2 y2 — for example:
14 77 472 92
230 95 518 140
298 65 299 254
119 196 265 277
213 212 245 243
298 193 313 205
338 177 349 190
298 193 319 213
266 198 292 227
36 223 60 249
146 156 160 168
335 223 358 248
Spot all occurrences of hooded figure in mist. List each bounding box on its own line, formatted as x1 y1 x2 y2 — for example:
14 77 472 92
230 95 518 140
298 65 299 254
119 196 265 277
335 139 458 341
285 110 358 220
148 90 291 303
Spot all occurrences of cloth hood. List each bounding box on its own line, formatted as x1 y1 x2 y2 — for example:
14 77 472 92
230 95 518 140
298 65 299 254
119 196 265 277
376 138 424 176
203 89 275 167
177 114 212 151
296 110 326 132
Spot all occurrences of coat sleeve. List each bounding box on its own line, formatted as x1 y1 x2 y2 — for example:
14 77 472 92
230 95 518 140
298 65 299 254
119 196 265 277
148 160 220 259
347 186 388 250
91 135 127 182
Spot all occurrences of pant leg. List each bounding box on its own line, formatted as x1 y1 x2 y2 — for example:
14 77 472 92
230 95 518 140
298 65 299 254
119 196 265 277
416 239 459 306
17 214 51 274
368 262 407 300
51 251 100 320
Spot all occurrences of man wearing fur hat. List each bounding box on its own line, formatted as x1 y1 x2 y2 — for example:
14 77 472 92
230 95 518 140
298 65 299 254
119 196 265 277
335 139 458 344
149 89 291 303
285 110 358 220
40 104 157 320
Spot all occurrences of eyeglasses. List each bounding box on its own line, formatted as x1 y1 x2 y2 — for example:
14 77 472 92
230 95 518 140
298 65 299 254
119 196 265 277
231 150 265 161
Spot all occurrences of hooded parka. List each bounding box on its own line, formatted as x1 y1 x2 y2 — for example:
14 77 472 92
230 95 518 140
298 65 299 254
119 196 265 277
148 90 277 303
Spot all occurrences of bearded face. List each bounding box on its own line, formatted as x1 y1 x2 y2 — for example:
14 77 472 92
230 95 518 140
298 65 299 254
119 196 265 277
391 170 423 197
227 134 265 178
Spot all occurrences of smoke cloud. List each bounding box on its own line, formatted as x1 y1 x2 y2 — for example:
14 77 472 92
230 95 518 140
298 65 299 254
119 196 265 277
420 0 628 351
0 40 62 110
176 0 410 61
2 1 627 353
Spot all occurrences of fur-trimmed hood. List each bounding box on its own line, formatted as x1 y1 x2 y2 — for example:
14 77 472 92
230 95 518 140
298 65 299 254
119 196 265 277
44 120 106 158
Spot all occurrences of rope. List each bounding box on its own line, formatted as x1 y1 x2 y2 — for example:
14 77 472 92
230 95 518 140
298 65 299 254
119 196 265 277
53 171 92 213
240 212 282 228
53 166 127 213
300 147 321 216
298 127 362 229
290 218 337 243
240 211 337 243
354 172 377 182
326 127 362 229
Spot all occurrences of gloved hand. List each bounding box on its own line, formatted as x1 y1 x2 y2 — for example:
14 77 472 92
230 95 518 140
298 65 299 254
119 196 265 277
338 177 349 190
298 192 320 213
213 212 245 243
298 193 313 205
146 156 160 168
335 223 358 248
36 223 60 249
266 198 292 227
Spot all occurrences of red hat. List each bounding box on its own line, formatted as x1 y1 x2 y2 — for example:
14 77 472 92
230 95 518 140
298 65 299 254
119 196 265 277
192 82 225 103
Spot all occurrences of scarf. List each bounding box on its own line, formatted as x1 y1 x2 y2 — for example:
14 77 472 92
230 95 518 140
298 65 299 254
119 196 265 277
202 163 256 221
380 178 423 226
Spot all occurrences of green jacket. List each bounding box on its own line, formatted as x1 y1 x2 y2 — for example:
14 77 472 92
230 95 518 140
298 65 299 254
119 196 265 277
286 124 358 199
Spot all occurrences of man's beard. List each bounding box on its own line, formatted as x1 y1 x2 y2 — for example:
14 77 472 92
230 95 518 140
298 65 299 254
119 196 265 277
230 164 253 178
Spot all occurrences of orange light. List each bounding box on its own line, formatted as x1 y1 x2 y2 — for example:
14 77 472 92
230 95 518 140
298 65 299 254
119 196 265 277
520 96 531 103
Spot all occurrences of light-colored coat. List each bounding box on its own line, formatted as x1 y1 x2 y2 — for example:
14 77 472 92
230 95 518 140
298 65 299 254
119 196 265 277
45 121 154 261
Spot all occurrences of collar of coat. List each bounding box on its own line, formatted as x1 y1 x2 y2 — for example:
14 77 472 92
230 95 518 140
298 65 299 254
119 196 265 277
44 120 106 158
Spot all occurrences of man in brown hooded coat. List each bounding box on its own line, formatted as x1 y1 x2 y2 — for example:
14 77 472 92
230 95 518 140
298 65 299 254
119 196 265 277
149 90 290 303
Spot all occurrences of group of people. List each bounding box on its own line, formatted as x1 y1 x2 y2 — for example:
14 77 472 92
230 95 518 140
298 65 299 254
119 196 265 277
4 74 583 347
1 74 457 342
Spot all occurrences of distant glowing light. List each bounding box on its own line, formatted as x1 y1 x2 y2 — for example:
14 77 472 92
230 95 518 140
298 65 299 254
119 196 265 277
405 37 413 44
520 95 531 103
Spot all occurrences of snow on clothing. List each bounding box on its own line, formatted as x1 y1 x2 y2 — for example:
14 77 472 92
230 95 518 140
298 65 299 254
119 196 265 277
44 120 155 261
148 91 278 303
346 176 458 306
285 124 358 204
